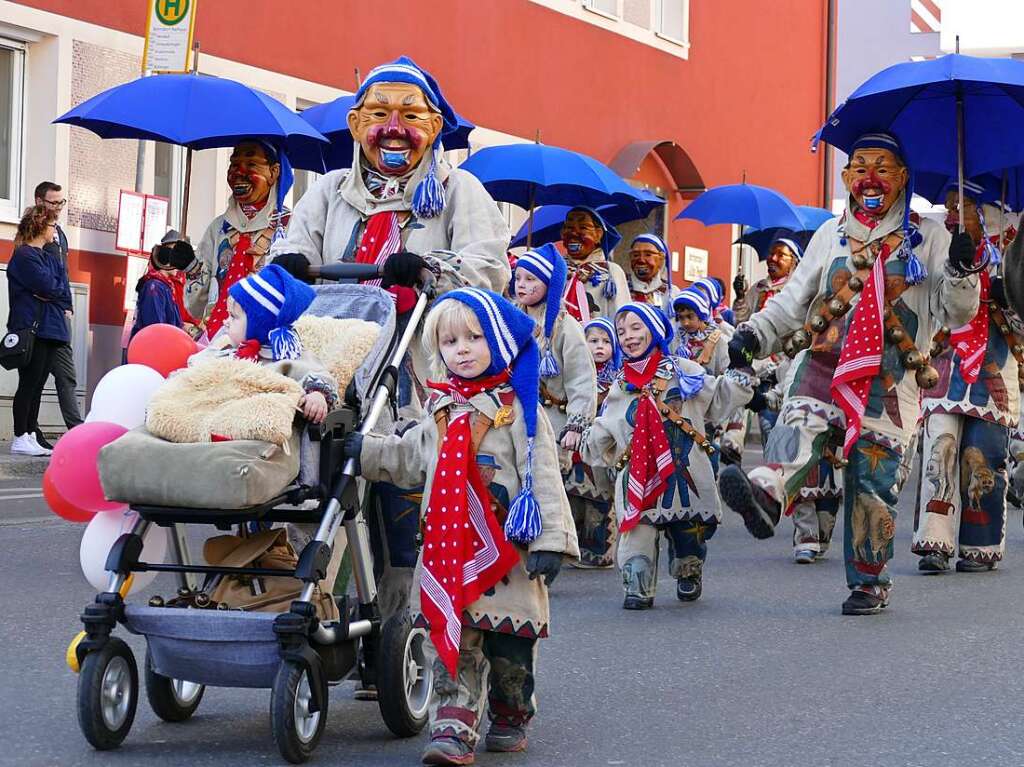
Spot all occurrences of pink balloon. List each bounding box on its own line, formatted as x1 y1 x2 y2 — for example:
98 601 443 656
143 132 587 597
127 323 198 377
49 422 128 514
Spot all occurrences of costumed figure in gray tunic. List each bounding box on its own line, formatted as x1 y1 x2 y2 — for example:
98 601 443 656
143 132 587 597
561 206 629 323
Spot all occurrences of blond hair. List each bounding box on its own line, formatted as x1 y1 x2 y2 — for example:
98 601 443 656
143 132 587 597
422 299 484 379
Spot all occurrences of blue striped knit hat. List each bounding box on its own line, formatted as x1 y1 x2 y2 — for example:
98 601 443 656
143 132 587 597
673 288 711 323
584 316 622 370
631 233 668 255
228 264 315 360
354 56 456 219
772 237 804 261
616 301 674 359
692 277 723 308
433 288 543 544
514 243 568 378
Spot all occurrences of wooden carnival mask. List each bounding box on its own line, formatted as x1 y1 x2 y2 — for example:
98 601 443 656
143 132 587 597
841 147 908 219
629 241 666 281
347 82 444 177
561 210 604 261
943 189 984 245
227 141 280 207
767 242 797 281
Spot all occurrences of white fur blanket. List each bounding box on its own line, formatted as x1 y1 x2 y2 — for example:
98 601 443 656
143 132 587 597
293 316 380 396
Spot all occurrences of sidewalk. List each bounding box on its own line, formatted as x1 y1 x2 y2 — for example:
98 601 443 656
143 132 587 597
0 442 50 479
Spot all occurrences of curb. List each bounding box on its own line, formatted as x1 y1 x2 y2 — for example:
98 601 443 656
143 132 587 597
0 443 50 480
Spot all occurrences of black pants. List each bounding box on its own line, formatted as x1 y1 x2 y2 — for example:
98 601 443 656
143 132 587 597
33 342 82 430
13 338 60 437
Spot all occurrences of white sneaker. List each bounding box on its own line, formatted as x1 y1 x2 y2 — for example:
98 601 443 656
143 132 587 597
11 433 49 457
27 433 52 456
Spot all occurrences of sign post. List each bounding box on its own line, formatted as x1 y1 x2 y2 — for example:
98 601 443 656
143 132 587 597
142 0 199 74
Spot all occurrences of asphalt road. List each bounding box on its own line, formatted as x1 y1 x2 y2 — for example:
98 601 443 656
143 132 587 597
4 455 1024 767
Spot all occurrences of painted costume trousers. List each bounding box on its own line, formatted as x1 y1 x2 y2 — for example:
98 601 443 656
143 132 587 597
617 517 718 599
791 496 840 554
719 407 749 458
569 494 617 567
912 412 1009 564
429 627 537 747
748 399 902 589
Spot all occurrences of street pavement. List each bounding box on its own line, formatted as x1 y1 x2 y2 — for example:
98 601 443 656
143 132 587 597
4 451 1024 767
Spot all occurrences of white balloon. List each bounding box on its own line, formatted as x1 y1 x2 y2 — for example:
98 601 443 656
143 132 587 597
80 509 168 595
85 364 165 429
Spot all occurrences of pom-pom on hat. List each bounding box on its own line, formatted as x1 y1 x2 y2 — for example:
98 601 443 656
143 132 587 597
514 243 568 378
692 277 723 308
228 264 315 360
584 316 623 371
354 56 456 219
673 288 711 323
616 301 674 359
433 288 544 544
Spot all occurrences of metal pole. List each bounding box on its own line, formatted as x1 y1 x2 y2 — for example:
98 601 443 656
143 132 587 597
134 71 150 193
526 185 536 249
179 41 200 238
957 90 965 233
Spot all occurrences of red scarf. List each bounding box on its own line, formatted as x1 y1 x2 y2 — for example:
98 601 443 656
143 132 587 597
620 349 674 534
206 234 254 337
950 240 994 384
564 262 603 324
143 266 199 326
831 243 890 456
356 211 401 286
420 372 521 676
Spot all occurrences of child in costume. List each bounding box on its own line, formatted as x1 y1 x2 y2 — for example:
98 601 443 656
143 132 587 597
564 317 621 567
581 302 754 608
673 288 729 374
344 288 578 765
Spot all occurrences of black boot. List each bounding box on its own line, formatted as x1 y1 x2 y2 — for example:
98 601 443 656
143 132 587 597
917 551 950 574
955 558 997 573
841 586 889 615
718 465 779 539
676 576 702 602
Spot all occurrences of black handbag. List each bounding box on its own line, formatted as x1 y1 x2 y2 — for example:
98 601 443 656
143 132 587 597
0 302 43 371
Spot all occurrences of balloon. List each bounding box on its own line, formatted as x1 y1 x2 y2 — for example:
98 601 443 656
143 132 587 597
80 509 167 594
127 323 198 377
85 364 165 429
49 422 128 514
42 468 97 523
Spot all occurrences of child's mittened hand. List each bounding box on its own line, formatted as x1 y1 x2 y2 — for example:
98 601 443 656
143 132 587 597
300 392 329 424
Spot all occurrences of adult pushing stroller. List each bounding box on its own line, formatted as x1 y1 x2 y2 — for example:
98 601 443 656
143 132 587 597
71 264 432 763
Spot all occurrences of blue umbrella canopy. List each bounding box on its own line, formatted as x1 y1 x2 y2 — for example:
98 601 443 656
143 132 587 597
300 95 476 171
509 190 664 248
813 53 1024 178
459 143 649 210
914 169 1022 210
795 205 834 231
675 183 804 230
54 73 328 171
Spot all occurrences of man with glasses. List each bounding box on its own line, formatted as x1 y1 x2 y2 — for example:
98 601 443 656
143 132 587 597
31 181 83 447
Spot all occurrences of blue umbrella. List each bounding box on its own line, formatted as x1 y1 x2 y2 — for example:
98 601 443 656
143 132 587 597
300 95 476 171
508 190 664 248
54 73 328 172
813 53 1024 229
734 228 814 261
675 183 804 230
795 205 835 231
914 169 1023 210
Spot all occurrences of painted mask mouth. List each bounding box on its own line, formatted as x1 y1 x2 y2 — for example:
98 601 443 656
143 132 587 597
861 192 885 211
378 147 411 170
231 181 253 198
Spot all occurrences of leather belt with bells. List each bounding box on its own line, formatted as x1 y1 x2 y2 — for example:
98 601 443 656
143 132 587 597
929 304 1024 391
783 234 939 390
613 377 715 471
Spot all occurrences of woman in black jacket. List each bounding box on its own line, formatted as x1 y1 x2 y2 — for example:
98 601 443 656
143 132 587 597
7 205 71 456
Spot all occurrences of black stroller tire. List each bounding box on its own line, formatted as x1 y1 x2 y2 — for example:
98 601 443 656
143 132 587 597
77 637 138 750
271 661 327 764
144 648 205 722
377 610 431 737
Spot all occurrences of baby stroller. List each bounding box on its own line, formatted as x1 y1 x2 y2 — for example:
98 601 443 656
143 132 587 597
72 264 431 763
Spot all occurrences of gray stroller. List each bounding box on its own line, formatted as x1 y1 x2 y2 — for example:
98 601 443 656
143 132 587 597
73 264 431 763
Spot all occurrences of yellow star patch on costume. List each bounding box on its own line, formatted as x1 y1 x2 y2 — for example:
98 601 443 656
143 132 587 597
858 441 889 472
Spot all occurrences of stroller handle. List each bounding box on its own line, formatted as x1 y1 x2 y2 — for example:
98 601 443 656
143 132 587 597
308 262 382 282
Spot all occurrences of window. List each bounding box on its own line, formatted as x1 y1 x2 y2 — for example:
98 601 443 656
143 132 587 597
585 0 621 20
0 40 25 216
655 0 688 44
153 142 185 230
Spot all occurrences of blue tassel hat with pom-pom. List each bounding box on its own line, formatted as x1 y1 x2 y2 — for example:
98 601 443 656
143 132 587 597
227 264 315 361
512 242 569 378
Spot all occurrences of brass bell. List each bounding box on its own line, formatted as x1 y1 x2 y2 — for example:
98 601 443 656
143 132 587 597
915 364 939 389
148 595 165 608
929 342 945 358
1000 324 1011 335
782 338 796 358
902 349 926 370
789 329 812 353
847 276 864 292
851 252 868 269
828 297 849 316
886 326 906 344
1014 343 1024 356
809 314 829 333
939 326 950 337
883 306 892 320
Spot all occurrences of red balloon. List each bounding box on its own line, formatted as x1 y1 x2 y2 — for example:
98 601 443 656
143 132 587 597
42 468 95 523
127 323 198 377
49 422 128 514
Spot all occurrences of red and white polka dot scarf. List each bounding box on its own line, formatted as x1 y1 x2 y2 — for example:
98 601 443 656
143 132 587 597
421 373 521 675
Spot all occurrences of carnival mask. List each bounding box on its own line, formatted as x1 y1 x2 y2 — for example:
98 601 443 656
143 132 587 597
561 210 604 261
766 242 796 281
347 82 443 176
227 142 280 207
944 190 984 244
629 242 665 281
841 147 908 218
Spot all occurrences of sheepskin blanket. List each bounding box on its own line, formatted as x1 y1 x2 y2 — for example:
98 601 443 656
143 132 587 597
147 357 304 447
294 316 381 395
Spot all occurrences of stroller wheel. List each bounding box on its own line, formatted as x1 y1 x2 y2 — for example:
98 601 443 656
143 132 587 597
77 637 138 750
271 661 327 764
377 610 431 737
144 647 205 722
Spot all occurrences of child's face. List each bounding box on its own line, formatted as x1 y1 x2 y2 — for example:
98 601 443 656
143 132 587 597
616 313 653 359
225 297 249 347
586 328 612 364
514 269 548 307
675 307 705 334
439 315 492 379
